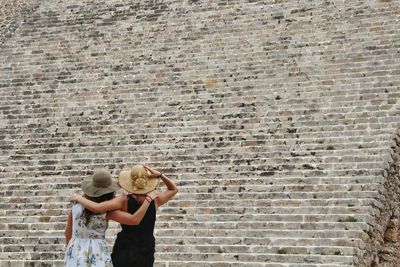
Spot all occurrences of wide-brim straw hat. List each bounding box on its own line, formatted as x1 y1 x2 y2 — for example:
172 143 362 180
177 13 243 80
81 169 120 197
118 165 160 194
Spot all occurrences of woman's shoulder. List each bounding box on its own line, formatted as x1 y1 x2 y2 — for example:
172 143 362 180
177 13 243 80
114 194 128 201
109 194 129 207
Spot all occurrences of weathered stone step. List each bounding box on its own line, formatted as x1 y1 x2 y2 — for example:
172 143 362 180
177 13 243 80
1 136 394 159
0 163 390 184
0 205 375 220
0 188 383 201
0 62 398 88
2 150 390 167
0 181 381 195
0 175 386 188
0 250 62 260
178 176 385 186
0 45 397 72
0 83 397 107
0 36 397 65
1 243 64 253
0 212 374 227
0 90 397 118
0 247 358 265
1 147 392 170
1 130 392 147
5 4 398 32
1 63 396 93
0 198 381 217
1 124 396 143
0 177 382 196
0 197 376 217
2 220 370 233
0 234 366 248
155 235 367 249
157 229 369 241
0 193 383 212
0 161 390 179
0 217 374 233
165 183 382 193
157 221 370 231
0 261 64 267
0 86 397 110
160 206 375 217
1 111 397 135
0 127 396 153
0 202 67 210
2 135 393 154
0 167 389 184
157 213 375 225
170 199 383 213
1 32 397 59
156 261 352 267
0 128 396 148
0 151 393 169
155 243 357 256
0 216 378 233
0 260 351 267
5 9 396 39
0 173 383 192
177 191 382 202
0 190 384 207
155 251 355 264
167 197 381 210
0 228 368 241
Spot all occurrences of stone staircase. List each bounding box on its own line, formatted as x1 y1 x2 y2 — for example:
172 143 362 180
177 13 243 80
0 0 399 266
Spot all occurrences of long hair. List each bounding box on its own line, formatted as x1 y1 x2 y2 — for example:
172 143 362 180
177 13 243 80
82 192 115 226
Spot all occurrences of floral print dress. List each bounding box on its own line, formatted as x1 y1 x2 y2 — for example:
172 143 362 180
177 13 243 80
64 203 113 267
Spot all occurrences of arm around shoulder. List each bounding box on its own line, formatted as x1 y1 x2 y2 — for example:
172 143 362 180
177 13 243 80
106 197 152 225
71 194 124 213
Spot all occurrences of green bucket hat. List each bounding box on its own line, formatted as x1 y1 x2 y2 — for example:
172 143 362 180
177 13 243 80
81 169 120 197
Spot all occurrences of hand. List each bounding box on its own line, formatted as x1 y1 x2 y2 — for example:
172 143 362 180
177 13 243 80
147 190 159 200
70 194 81 203
143 165 161 177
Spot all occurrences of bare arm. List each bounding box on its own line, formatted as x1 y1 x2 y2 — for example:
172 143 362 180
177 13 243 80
143 165 178 208
156 173 178 207
106 191 159 225
65 209 72 245
70 195 124 213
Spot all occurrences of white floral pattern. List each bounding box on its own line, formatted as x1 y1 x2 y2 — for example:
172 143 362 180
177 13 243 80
64 204 112 267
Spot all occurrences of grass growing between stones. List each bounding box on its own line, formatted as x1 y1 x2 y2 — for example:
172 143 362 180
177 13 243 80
277 248 287 254
338 216 358 222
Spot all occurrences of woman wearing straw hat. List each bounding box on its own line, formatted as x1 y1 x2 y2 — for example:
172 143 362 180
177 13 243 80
71 164 178 267
65 169 158 267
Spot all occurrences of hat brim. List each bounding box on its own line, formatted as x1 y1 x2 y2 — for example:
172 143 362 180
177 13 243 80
118 170 160 194
81 178 120 197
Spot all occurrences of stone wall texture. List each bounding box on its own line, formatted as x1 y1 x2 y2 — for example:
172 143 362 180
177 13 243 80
0 0 399 266
0 0 39 46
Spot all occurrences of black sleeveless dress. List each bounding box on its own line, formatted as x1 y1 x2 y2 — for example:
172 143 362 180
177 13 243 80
111 195 156 267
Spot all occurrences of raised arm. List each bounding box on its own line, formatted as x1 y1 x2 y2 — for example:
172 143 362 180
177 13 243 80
156 173 178 207
143 165 178 208
107 191 159 225
70 195 124 213
65 209 72 245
